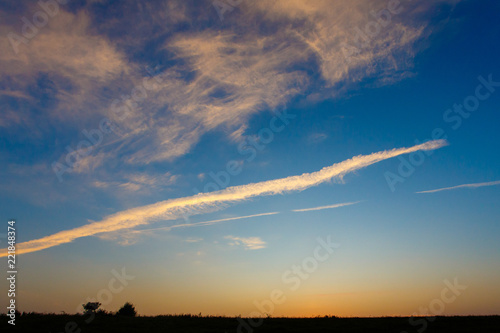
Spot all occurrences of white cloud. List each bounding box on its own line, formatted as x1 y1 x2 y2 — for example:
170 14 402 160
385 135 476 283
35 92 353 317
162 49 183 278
119 173 178 192
116 31 309 164
71 153 107 175
0 140 447 257
97 212 279 245
185 238 203 243
91 172 178 193
105 0 450 168
308 133 328 144
1 0 453 184
247 0 426 87
126 212 279 234
225 235 266 250
416 180 500 194
293 201 361 212
0 90 32 100
123 0 430 164
0 10 130 121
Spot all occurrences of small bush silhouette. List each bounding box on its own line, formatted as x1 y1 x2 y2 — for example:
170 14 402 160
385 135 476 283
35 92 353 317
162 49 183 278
96 309 112 316
82 302 101 314
117 302 137 317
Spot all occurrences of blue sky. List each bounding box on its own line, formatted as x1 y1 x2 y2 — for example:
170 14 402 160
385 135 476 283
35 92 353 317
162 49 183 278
1 0 499 317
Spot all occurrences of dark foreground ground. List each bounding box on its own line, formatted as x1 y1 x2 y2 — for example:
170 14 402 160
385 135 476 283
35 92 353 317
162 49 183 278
1 314 499 332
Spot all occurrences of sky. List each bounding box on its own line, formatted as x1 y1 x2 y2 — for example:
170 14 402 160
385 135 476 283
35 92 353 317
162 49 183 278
0 0 499 318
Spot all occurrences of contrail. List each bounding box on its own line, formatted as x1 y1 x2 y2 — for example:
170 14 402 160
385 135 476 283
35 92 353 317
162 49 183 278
416 180 500 194
0 139 447 257
98 211 280 245
292 201 361 212
129 212 280 233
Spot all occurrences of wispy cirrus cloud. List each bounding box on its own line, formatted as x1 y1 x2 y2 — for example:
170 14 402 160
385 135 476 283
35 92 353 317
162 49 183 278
0 140 447 257
225 235 266 250
308 133 328 144
1 0 453 182
123 0 433 163
292 201 361 213
0 10 130 120
416 180 500 194
92 172 178 194
248 0 426 87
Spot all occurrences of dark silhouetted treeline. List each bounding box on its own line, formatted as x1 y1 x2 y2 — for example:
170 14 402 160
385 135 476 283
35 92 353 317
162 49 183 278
1 313 499 332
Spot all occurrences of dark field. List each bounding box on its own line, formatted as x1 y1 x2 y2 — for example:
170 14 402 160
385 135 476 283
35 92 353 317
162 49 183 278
1 314 499 333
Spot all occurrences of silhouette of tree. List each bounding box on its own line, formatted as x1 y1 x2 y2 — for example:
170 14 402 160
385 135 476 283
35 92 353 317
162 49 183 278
82 302 101 314
96 308 112 316
117 302 136 317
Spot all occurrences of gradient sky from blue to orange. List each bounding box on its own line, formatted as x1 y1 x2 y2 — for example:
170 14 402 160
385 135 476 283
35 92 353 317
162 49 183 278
0 0 500 317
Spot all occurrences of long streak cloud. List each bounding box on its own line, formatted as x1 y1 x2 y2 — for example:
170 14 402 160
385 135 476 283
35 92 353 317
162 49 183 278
129 212 280 234
292 201 361 212
0 140 447 257
416 180 500 194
